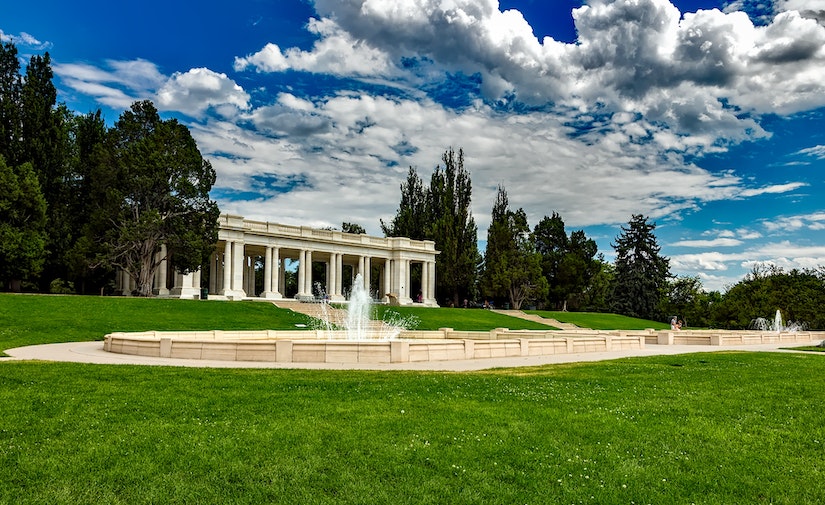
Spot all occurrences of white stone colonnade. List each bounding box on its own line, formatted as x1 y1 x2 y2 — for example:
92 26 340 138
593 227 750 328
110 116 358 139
117 214 439 307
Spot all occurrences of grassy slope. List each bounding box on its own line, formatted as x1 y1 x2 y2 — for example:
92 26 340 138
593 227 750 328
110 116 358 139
526 310 670 330
0 295 555 353
373 306 557 331
0 294 316 353
0 353 823 504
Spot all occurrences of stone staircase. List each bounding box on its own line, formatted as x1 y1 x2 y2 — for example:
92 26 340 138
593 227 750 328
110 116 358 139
491 309 582 330
272 299 387 332
273 299 348 323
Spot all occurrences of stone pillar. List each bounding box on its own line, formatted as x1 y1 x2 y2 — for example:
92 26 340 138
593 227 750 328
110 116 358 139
327 253 336 298
297 250 307 298
154 244 169 296
171 270 199 299
278 256 286 295
336 253 343 297
235 242 246 297
363 256 371 295
193 269 202 296
221 241 232 296
427 260 437 306
420 261 428 303
120 270 131 296
246 256 256 297
209 252 217 294
264 247 272 294
262 246 282 299
222 240 246 299
272 247 280 297
305 250 313 296
398 259 412 304
383 259 392 302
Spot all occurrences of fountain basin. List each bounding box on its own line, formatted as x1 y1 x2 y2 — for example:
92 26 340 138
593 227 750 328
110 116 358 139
103 328 825 364
103 328 647 364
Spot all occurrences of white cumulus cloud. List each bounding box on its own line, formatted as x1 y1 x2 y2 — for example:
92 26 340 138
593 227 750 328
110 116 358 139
157 68 250 117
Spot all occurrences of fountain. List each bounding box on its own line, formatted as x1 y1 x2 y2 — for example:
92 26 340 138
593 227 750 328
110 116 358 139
345 274 373 340
312 274 417 340
750 309 805 332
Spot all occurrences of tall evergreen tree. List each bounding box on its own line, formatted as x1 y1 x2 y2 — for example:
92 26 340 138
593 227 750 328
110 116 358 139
21 53 63 202
533 213 599 310
383 150 479 305
65 110 109 293
0 42 22 168
428 148 478 306
482 186 547 309
533 212 568 307
381 166 428 240
610 214 670 319
92 100 219 296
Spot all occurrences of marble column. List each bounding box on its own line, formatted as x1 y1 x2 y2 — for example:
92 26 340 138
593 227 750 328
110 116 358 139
155 244 169 296
363 255 371 295
222 241 232 296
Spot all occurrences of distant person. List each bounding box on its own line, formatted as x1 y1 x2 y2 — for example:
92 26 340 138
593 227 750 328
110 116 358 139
463 299 468 308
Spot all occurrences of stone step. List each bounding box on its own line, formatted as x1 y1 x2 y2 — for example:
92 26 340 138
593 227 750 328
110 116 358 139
491 309 581 330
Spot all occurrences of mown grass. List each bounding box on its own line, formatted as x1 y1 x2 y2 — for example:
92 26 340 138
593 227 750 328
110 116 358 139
0 294 315 353
0 295 555 354
372 306 556 331
1 352 824 504
526 310 670 330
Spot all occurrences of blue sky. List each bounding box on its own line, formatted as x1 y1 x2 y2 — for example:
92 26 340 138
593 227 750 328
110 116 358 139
4 0 825 292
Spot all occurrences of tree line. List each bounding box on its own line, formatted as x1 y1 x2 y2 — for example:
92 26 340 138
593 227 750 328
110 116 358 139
0 42 217 296
382 149 825 329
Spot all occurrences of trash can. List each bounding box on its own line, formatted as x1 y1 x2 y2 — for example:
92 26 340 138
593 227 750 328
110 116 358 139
200 288 208 300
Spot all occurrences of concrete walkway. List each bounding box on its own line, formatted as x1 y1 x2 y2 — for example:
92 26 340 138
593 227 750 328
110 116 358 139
1 340 812 371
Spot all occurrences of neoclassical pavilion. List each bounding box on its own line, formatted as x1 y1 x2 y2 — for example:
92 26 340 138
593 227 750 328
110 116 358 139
117 214 439 306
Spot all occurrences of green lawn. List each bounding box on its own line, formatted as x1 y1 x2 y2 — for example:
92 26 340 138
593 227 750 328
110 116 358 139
0 295 555 354
373 305 556 331
0 353 823 504
0 294 315 353
2 295 824 503
526 310 670 330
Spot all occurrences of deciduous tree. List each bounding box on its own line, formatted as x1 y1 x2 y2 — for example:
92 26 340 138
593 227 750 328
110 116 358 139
0 157 47 291
93 100 219 296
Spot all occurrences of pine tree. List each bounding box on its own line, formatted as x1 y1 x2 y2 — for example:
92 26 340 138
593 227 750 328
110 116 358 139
381 166 429 239
610 214 670 319
482 186 547 309
0 42 22 168
383 149 479 306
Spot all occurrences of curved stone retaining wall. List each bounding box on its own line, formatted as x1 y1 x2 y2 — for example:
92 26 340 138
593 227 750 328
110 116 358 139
103 328 824 364
103 328 646 364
